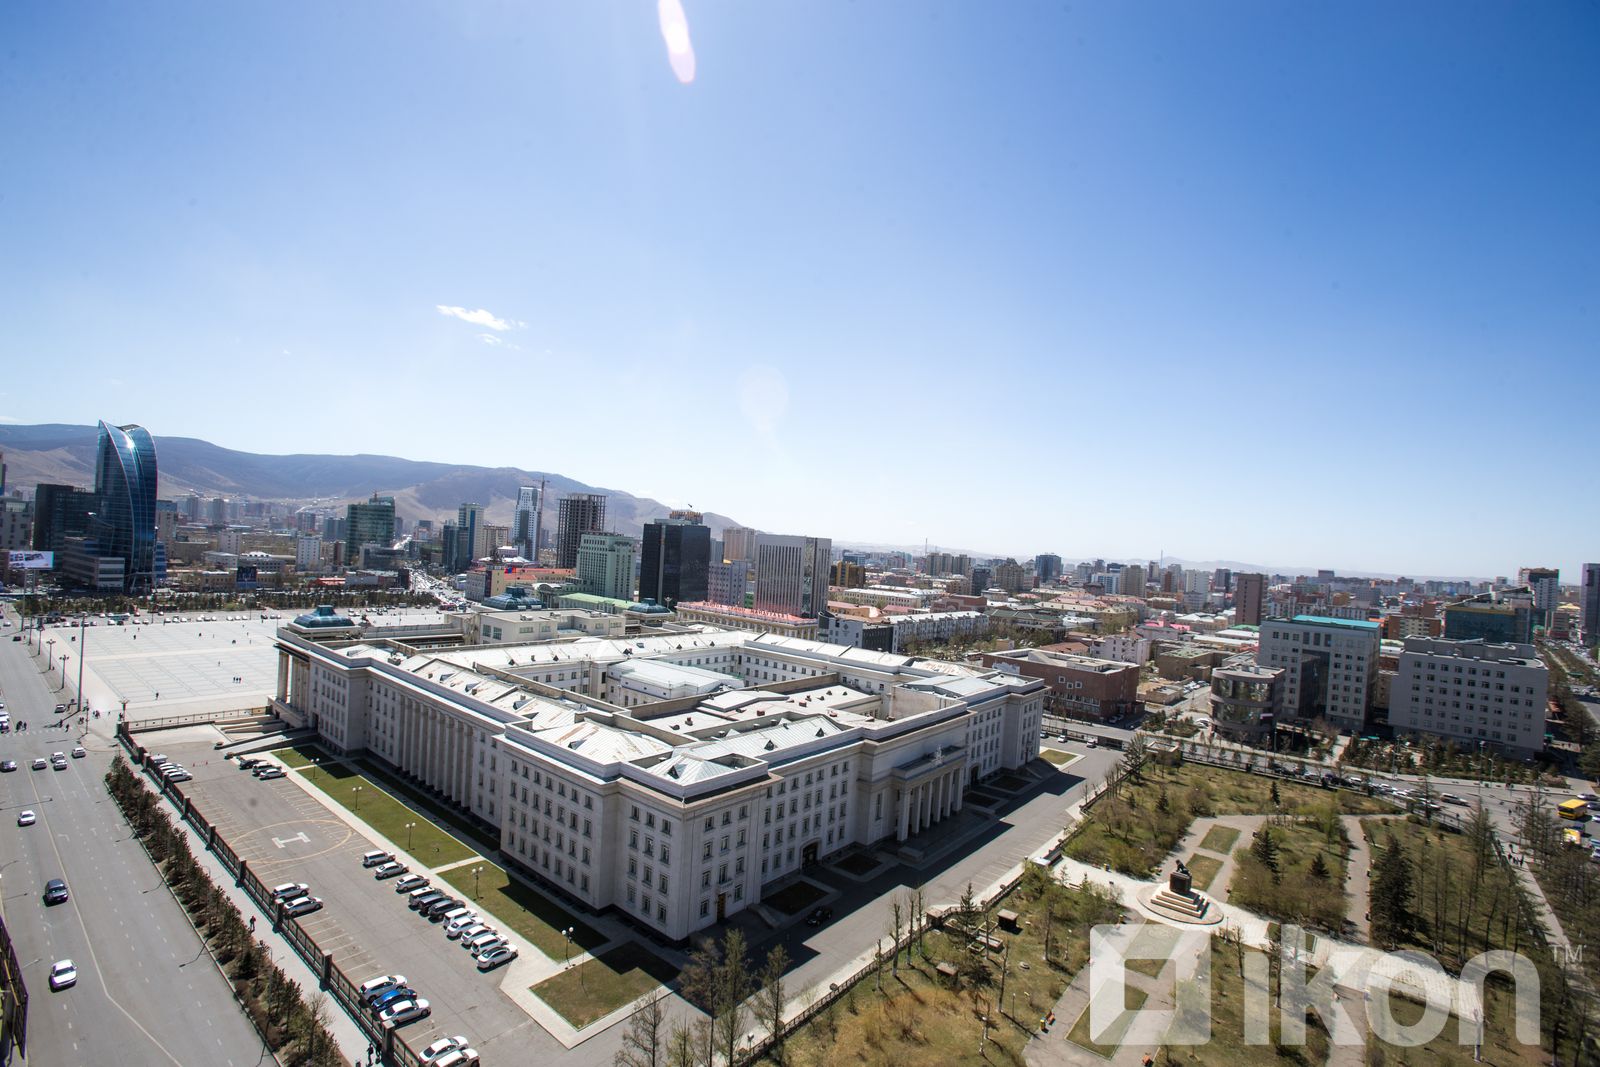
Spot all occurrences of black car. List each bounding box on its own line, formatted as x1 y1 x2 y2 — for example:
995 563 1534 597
0 760 16 773
804 907 833 927
44 878 69 905
237 758 261 770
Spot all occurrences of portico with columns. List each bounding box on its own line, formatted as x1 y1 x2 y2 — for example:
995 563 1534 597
891 745 966 843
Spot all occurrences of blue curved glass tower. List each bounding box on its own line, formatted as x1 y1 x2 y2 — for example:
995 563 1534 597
92 421 159 594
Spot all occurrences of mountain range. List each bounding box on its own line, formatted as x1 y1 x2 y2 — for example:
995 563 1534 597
0 423 739 539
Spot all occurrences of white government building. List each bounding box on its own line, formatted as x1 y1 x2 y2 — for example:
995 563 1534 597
1388 637 1548 756
273 619 1045 941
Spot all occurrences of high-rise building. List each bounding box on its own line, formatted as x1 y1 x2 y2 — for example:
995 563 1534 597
830 560 865 588
925 552 971 578
576 533 636 600
32 483 96 557
722 526 759 564
345 493 396 564
1256 615 1381 734
708 560 749 606
993 559 1026 594
1034 554 1063 585
639 517 711 608
0 497 32 554
970 566 991 595
1235 572 1267 626
513 485 542 560
1523 567 1560 630
1212 568 1233 594
557 493 607 569
477 523 509 560
1582 564 1600 650
296 534 323 572
753 534 831 617
89 421 160 594
1121 564 1147 599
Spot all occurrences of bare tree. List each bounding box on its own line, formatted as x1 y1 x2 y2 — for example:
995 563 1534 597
889 897 903 973
756 944 790 1066
665 1022 697 1067
615 992 669 1067
714 929 754 1067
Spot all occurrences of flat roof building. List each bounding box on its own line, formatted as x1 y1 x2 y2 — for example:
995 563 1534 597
1388 637 1547 756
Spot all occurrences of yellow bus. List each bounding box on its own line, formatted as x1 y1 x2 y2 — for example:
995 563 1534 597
1559 798 1590 821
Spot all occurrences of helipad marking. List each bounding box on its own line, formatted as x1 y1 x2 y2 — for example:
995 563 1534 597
272 832 310 849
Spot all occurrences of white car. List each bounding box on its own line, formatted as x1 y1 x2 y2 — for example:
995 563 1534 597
358 974 408 1002
49 960 78 991
435 1050 480 1067
271 882 310 902
420 1036 470 1065
72 746 86 759
378 998 430 1025
476 945 516 971
283 896 323 917
17 810 36 827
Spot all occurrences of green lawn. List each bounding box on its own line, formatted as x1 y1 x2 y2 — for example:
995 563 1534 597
530 942 677 1028
1185 853 1224 891
439 860 605 959
1042 749 1079 766
1228 820 1350 932
285 752 476 867
273 743 317 768
1198 825 1241 854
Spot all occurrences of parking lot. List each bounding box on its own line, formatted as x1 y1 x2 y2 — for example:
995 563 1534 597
151 733 569 1064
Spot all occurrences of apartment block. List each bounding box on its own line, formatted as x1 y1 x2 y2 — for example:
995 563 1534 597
1388 637 1547 756
1255 615 1380 733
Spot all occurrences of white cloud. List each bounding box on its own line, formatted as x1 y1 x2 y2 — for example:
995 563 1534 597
0 415 19 424
477 333 521 350
436 305 523 332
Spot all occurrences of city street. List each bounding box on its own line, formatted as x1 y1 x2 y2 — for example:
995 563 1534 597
0 606 267 1066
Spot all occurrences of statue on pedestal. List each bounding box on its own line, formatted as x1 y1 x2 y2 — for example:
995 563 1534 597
1169 860 1193 898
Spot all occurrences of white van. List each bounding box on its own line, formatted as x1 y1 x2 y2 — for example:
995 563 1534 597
361 850 393 868
441 907 473 928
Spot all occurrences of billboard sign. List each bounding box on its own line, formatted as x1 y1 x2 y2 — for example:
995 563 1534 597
7 550 53 570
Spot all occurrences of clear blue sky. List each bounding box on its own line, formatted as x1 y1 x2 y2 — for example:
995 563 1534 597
4 2 1597 578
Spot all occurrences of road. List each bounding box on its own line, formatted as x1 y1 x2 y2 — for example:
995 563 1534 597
0 605 267 1066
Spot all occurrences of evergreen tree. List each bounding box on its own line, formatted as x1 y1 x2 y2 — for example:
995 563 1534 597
1370 835 1414 949
1308 852 1331 882
1251 827 1280 874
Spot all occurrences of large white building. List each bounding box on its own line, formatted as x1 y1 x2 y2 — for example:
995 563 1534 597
1255 615 1381 733
1388 637 1547 756
273 625 1044 941
753 534 831 618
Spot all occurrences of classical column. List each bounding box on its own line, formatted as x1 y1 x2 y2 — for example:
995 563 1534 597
897 789 910 842
276 654 289 703
953 772 963 813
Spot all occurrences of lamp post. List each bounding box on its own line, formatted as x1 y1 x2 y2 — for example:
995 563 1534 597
405 821 416 850
352 785 363 813
562 926 575 966
59 655 69 690
76 613 87 712
473 864 483 901
45 638 55 672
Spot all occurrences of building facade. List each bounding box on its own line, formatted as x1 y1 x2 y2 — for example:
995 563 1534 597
1443 597 1533 645
1581 564 1600 650
1388 637 1547 756
975 648 1140 720
707 560 750 607
345 493 396 566
272 626 1044 942
575 533 637 600
753 534 831 618
639 519 711 608
556 494 607 569
89 421 160 594
1234 573 1266 627
1208 664 1285 744
1255 615 1381 733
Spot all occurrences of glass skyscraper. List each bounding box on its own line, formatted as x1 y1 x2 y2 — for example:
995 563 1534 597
91 420 159 594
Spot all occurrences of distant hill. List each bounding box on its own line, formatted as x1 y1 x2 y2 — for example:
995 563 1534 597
0 424 740 538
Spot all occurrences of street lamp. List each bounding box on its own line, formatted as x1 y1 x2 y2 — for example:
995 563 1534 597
405 821 416 850
562 926 575 965
351 785 363 812
45 638 55 671
59 654 69 690
473 864 483 900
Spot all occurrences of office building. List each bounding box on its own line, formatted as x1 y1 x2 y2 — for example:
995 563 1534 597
478 523 510 561
296 535 323 572
722 526 759 563
925 552 971 578
830 561 865 588
1443 596 1533 645
273 626 1044 941
1523 567 1560 630
345 493 396 565
0 497 32 554
514 485 542 560
1120 564 1146 600
707 560 750 607
753 534 831 618
89 421 160 594
1208 665 1285 745
457 502 486 563
1035 554 1063 585
1235 573 1267 627
970 566 991 596
976 648 1140 720
1582 564 1600 650
1255 615 1381 733
639 517 711 608
1389 637 1547 756
993 559 1026 594
557 493 607 569
31 483 96 557
576 533 637 600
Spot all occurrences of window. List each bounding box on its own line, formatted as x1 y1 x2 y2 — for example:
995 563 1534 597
700 900 709 917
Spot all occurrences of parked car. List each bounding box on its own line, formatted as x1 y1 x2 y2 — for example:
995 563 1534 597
237 758 261 770
255 767 287 780
434 1049 480 1067
165 770 192 783
476 945 516 971
283 896 323 917
423 897 462 920
1 760 16 773
409 891 446 911
44 878 69 904
419 1036 470 1065
71 746 86 759
463 931 501 954
450 922 489 943
469 937 507 960
805 907 833 927
362 850 393 868
394 875 428 893
31 758 46 771
373 861 408 880
358 974 408 1002
369 986 417 1014
17 810 36 826
48 960 78 991
378 998 431 1026
271 882 310 902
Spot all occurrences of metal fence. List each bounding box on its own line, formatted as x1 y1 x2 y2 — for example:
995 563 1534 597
119 725 425 1067
129 707 275 734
